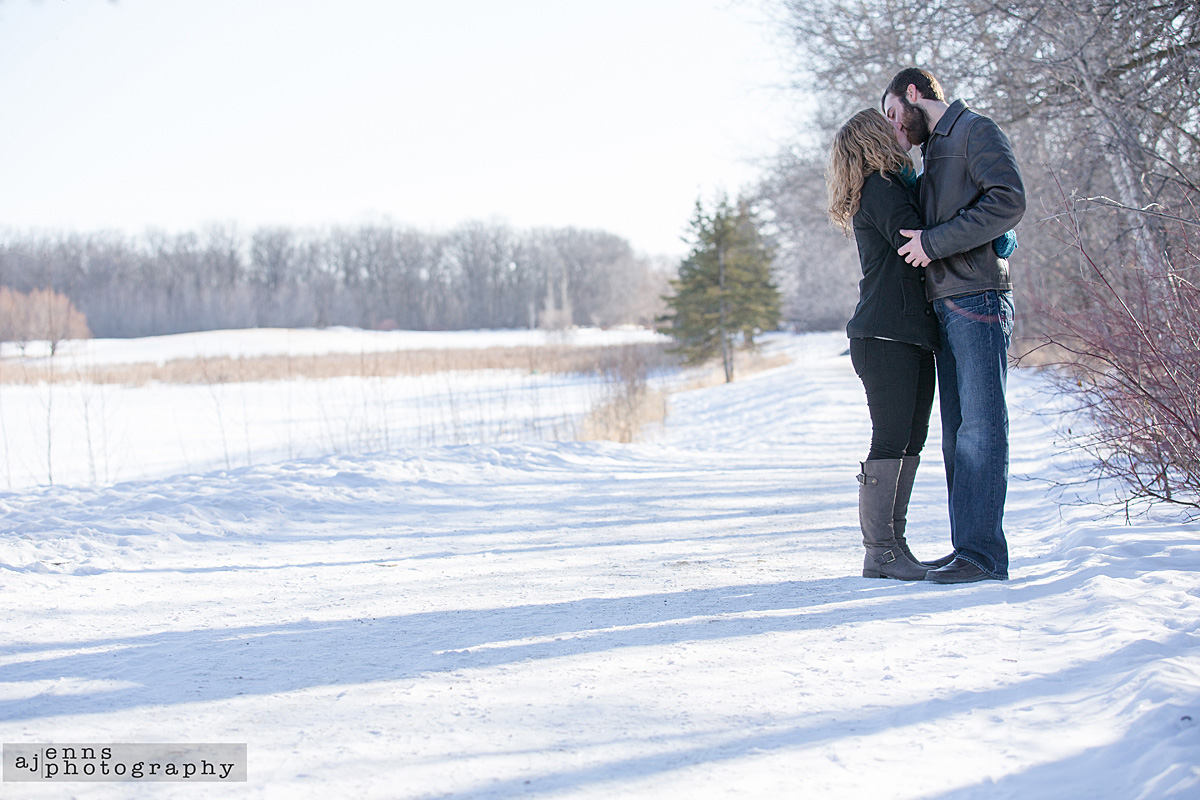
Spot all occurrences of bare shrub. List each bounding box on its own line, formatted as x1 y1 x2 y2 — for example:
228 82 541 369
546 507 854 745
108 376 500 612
0 287 91 355
1021 198 1200 513
578 345 673 443
578 388 668 444
32 288 92 354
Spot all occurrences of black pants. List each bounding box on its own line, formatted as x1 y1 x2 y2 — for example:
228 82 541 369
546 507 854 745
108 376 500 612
850 337 936 461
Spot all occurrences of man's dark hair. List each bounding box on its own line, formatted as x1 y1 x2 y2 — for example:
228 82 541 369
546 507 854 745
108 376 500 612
882 68 945 109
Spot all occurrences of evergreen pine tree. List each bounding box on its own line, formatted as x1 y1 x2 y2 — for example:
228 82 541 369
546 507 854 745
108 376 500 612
660 196 780 382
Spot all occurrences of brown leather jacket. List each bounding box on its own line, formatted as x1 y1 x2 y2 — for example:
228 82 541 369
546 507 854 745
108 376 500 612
919 100 1026 301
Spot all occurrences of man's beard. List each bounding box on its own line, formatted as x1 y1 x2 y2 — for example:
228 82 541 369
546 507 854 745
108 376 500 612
901 97 931 146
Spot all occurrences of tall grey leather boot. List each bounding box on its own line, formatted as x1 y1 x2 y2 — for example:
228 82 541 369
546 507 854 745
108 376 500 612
859 459 929 580
894 455 955 569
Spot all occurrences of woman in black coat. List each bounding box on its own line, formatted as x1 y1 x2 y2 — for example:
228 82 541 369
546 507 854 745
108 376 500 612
826 109 951 580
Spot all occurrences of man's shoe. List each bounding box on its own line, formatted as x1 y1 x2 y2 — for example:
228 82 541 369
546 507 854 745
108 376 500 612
917 551 957 570
925 557 1002 584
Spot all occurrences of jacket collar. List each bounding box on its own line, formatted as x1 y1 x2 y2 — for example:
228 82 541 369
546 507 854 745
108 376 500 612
932 99 969 138
920 99 968 158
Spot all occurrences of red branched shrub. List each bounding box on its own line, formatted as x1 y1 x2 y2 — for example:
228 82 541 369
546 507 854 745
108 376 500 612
1025 198 1200 513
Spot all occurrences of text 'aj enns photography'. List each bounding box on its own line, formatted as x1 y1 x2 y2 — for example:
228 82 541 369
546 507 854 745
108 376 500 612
3 743 247 782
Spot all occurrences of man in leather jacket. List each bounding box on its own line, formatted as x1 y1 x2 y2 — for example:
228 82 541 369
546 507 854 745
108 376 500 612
881 68 1026 583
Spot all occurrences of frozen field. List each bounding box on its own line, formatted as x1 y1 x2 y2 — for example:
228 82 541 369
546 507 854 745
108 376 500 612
1 329 1197 798
0 327 667 490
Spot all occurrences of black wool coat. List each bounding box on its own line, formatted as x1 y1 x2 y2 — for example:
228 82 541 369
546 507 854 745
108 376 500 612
845 171 940 350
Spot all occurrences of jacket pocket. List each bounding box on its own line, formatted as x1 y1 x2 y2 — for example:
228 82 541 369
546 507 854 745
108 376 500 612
963 242 1001 282
945 251 979 282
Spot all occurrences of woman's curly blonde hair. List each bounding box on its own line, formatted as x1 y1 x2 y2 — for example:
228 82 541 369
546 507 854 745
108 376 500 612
826 108 915 236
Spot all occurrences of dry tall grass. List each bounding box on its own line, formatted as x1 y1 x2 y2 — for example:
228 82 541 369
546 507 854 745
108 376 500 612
0 344 671 387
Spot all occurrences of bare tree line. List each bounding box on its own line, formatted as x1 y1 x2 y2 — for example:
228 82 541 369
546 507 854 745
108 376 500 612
0 222 671 339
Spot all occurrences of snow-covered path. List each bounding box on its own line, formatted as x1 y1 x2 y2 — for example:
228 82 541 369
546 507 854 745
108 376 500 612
1 332 1197 798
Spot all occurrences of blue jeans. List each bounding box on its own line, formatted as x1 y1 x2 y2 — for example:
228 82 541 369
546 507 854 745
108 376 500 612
934 290 1013 578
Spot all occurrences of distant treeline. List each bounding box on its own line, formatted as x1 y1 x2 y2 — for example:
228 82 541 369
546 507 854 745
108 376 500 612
0 222 671 338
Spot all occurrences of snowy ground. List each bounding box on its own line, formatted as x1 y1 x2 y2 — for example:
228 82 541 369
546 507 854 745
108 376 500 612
1 330 1197 798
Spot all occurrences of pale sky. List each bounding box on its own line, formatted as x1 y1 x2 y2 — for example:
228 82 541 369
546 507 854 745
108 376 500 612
0 0 800 257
